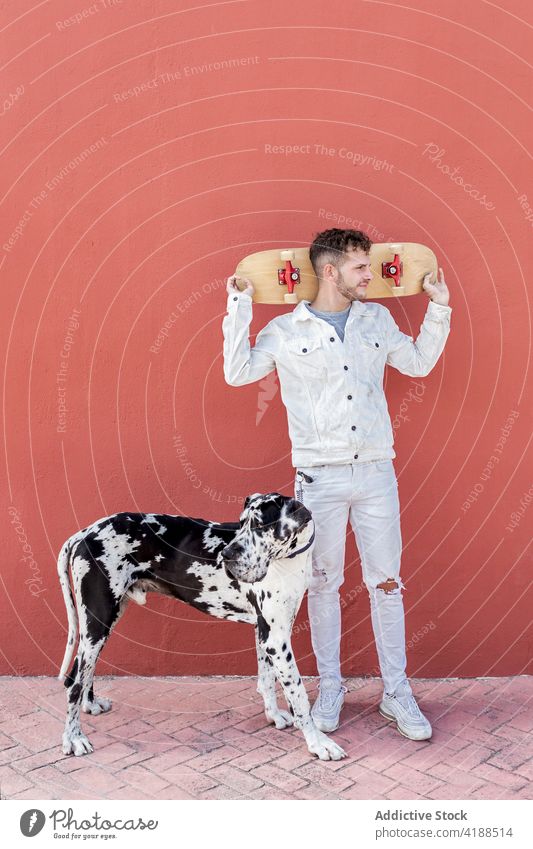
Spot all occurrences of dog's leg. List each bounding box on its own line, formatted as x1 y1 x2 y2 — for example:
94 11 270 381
81 596 129 715
255 627 293 729
62 584 121 756
264 635 346 761
62 638 106 756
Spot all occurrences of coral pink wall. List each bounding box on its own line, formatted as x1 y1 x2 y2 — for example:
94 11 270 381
2 0 532 678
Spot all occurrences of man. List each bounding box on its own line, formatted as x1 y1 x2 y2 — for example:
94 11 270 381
222 228 451 740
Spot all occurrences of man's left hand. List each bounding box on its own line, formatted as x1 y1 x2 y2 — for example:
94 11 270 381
422 267 449 306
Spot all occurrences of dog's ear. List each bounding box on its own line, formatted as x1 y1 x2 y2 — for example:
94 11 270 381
243 493 261 510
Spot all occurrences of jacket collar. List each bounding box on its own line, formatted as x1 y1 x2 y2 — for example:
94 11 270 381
292 299 367 322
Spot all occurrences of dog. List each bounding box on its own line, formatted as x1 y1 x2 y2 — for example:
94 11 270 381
57 492 346 761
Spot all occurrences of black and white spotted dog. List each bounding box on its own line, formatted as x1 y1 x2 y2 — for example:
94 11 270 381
57 493 346 761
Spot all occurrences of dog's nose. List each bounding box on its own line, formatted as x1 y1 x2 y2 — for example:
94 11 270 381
221 544 240 561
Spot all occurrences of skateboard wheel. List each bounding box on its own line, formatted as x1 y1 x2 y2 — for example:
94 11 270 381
391 286 405 296
280 250 295 261
284 293 299 304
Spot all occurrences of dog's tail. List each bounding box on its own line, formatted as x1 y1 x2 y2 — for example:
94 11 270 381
57 536 78 682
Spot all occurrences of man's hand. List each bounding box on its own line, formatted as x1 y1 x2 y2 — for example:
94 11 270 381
422 267 449 306
226 275 254 299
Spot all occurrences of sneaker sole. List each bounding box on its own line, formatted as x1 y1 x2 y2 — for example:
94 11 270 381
379 705 432 741
312 718 340 733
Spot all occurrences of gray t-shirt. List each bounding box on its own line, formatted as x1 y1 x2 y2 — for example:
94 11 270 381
305 303 351 341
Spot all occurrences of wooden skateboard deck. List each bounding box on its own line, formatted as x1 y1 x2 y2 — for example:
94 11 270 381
234 243 438 304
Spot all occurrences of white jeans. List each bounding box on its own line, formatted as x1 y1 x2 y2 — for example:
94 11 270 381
295 459 409 696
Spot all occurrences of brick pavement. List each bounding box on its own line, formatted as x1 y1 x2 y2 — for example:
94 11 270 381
0 676 531 800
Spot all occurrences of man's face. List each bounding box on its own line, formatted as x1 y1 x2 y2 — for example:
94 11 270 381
333 247 373 301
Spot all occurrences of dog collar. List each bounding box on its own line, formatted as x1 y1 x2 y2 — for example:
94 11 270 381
286 525 315 559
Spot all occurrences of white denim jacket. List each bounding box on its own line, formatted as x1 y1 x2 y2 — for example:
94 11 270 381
222 292 451 468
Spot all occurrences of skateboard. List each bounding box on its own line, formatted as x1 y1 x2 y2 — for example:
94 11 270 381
234 243 438 304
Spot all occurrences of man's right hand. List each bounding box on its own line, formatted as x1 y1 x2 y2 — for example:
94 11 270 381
226 275 254 299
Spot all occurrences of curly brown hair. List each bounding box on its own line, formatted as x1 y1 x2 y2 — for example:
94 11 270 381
309 228 373 275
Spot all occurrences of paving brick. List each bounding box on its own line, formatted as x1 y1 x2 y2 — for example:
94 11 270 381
251 762 308 792
382 784 427 800
0 766 33 797
30 765 90 795
10 784 60 800
398 742 458 772
184 745 242 772
117 764 170 794
448 743 494 771
248 785 297 799
87 742 138 766
159 763 217 795
294 760 354 793
250 726 303 750
69 765 127 795
272 748 314 771
10 747 66 773
206 764 264 794
229 744 285 771
199 784 246 800
515 758 533 782
171 727 223 752
467 782 518 800
234 714 272 733
151 714 201 734
338 761 398 794
141 746 198 773
485 745 531 771
104 749 155 771
0 744 31 767
340 784 387 799
192 711 243 734
293 783 341 800
468 763 529 790
424 762 490 792
426 779 486 799
8 720 64 753
383 763 443 795
507 711 533 733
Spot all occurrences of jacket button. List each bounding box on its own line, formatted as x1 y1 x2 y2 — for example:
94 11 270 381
302 348 307 353
233 296 238 301
351 425 356 431
347 395 352 400
330 337 335 342
344 365 348 371
375 342 379 347
354 454 358 459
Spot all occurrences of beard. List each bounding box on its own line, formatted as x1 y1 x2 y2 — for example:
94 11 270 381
336 268 368 302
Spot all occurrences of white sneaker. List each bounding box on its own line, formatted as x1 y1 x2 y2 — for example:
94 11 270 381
379 679 432 741
311 677 347 732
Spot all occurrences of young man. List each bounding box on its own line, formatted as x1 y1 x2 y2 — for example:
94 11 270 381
222 228 451 740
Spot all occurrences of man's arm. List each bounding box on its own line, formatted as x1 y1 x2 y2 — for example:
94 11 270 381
222 277 277 386
385 268 452 378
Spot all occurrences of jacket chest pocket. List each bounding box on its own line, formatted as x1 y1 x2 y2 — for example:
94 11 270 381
287 337 326 379
360 331 387 362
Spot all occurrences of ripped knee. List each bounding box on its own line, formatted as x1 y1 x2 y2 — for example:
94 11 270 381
377 577 399 594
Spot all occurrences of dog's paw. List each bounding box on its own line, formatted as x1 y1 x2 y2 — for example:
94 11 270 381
62 731 94 757
307 731 347 761
266 709 293 729
82 696 112 716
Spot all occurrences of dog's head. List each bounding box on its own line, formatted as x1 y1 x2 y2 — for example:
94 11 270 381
220 492 314 583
